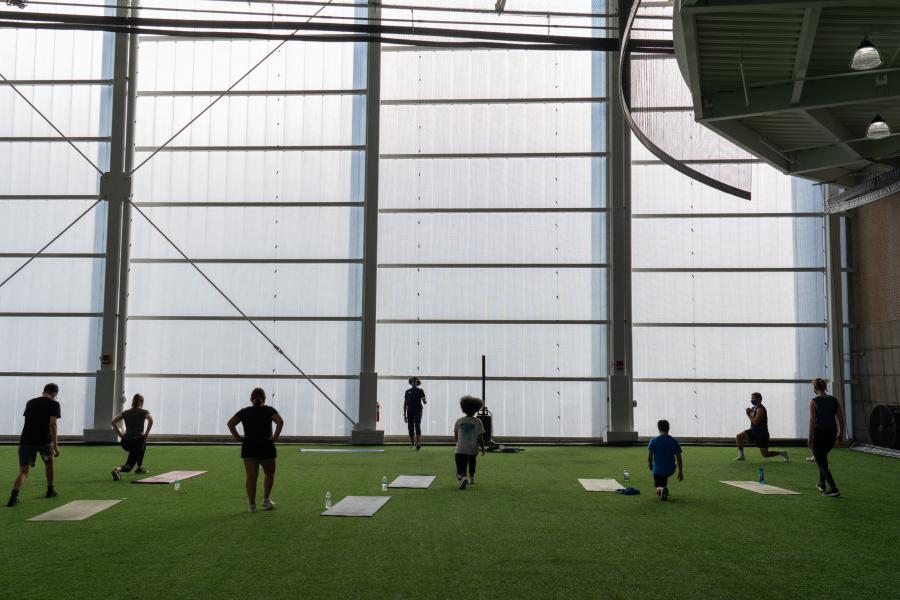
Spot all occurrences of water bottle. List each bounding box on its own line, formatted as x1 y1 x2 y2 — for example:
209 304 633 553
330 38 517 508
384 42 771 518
324 491 332 510
757 468 765 484
173 478 181 492
623 468 631 486
381 475 388 492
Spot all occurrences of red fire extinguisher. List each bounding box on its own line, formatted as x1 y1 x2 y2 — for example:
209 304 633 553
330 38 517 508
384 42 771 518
376 402 381 423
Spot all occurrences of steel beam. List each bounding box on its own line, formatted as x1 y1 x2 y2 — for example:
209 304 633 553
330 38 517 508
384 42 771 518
790 8 821 104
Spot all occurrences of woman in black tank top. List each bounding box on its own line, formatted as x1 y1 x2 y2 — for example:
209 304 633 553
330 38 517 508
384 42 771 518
808 378 846 497
111 394 154 481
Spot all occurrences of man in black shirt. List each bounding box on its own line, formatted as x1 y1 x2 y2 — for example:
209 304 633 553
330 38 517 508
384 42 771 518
7 383 62 507
403 377 427 450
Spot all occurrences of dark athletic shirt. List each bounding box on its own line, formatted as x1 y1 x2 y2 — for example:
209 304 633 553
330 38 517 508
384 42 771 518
405 387 426 412
236 405 278 442
20 396 62 446
122 408 149 440
750 405 768 436
813 395 839 430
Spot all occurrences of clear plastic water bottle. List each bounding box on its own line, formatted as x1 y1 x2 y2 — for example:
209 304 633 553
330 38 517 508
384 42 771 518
173 478 181 492
757 468 765 484
623 468 631 486
381 475 388 492
324 491 332 509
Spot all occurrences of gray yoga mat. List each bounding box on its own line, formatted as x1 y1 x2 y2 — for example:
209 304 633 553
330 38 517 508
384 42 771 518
322 495 391 517
300 449 385 453
578 478 625 492
28 500 122 522
389 475 436 489
720 481 801 495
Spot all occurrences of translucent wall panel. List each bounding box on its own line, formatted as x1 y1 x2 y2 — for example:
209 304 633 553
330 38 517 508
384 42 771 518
126 34 365 436
125 377 357 437
634 382 816 438
379 380 607 438
0 28 108 436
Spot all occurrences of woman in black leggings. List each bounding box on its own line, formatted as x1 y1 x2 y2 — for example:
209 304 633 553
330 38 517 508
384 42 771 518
111 394 153 480
807 378 846 497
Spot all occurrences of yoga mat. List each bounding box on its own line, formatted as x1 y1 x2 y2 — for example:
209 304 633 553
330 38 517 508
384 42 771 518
28 500 122 522
133 470 207 484
389 475 436 489
322 496 391 517
720 481 801 495
578 478 625 492
300 449 384 453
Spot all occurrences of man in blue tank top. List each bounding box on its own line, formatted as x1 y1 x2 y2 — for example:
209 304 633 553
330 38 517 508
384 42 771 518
735 393 789 463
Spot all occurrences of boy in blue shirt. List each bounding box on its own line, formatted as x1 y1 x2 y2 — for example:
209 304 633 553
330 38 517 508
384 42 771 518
647 419 683 501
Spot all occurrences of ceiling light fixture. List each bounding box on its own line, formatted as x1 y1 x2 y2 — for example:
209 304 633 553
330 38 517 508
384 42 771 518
851 38 883 71
866 115 890 140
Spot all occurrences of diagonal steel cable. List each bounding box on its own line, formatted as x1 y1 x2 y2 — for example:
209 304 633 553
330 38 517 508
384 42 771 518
129 0 337 175
0 199 103 292
0 71 105 174
127 199 357 426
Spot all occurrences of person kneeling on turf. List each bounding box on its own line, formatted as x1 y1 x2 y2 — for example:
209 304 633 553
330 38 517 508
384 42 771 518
647 419 683 501
111 393 153 480
453 395 485 490
735 393 789 463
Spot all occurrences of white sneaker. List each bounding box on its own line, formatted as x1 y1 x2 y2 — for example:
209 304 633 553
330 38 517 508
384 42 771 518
468 478 475 486
806 456 817 462
782 451 790 463
262 498 276 510
458 478 468 490
248 504 258 513
734 455 745 461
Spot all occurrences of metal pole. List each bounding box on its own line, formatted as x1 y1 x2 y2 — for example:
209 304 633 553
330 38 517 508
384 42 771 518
88 0 132 443
825 210 848 438
606 0 636 443
353 0 383 444
481 355 486 405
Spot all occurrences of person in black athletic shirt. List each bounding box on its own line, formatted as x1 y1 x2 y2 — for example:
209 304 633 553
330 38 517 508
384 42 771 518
111 394 154 481
403 377 427 449
227 388 284 513
808 378 845 497
7 383 62 507
734 393 789 462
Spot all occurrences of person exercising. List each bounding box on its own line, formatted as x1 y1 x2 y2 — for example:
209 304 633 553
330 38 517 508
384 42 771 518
227 388 283 513
403 377 427 450
7 383 61 507
111 393 153 480
735 392 789 462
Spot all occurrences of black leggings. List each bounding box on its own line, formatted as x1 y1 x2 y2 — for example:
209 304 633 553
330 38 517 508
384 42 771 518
407 409 422 437
455 453 477 478
812 429 838 490
120 438 146 472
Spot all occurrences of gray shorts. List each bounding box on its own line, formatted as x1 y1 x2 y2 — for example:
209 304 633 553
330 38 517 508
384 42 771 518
18 444 54 468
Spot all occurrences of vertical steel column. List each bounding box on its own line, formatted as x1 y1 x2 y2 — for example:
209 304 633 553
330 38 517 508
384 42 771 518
353 0 384 444
825 210 849 438
88 1 132 442
606 0 637 443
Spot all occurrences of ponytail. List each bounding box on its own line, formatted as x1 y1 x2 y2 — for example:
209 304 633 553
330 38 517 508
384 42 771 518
812 378 828 393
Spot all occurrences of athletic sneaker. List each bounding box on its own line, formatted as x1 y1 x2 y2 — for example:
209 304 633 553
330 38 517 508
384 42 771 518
135 467 148 474
816 482 826 493
824 489 841 498
468 478 475 485
782 451 790 463
661 487 669 501
734 455 745 461
6 497 18 507
248 504 258 513
416 444 421 451
458 478 469 490
45 490 58 499
111 469 121 481
806 456 817 462
262 498 276 510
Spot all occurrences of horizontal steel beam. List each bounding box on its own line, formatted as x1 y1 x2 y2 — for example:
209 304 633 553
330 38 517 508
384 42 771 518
0 371 96 378
632 212 822 218
137 88 365 97
376 319 610 325
0 195 101 200
127 315 361 321
634 377 823 384
379 207 608 214
377 263 608 269
133 202 364 208
381 96 608 105
0 79 112 86
632 267 825 272
130 258 361 264
381 152 607 160
123 373 359 379
633 322 826 328
0 312 101 318
377 375 608 382
135 144 364 152
0 253 104 259
0 136 110 143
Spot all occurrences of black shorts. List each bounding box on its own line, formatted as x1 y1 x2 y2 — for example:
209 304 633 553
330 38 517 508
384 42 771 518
18 444 54 468
743 429 770 447
653 473 673 488
241 440 276 461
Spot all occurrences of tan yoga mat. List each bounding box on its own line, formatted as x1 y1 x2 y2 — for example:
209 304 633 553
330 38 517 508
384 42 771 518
322 496 391 517
133 470 207 484
28 500 122 522
578 478 625 492
389 475 436 489
720 481 802 495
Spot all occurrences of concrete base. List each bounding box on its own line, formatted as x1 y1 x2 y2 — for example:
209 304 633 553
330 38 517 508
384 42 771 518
351 428 384 445
83 428 119 444
606 430 639 445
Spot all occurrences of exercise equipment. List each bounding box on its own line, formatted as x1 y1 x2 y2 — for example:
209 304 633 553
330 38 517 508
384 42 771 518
478 355 524 453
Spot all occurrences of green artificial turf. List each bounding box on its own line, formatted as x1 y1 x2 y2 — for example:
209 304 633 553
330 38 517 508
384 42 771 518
0 444 897 600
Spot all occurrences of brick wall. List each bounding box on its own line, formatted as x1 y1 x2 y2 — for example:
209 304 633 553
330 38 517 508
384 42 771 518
847 191 900 442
